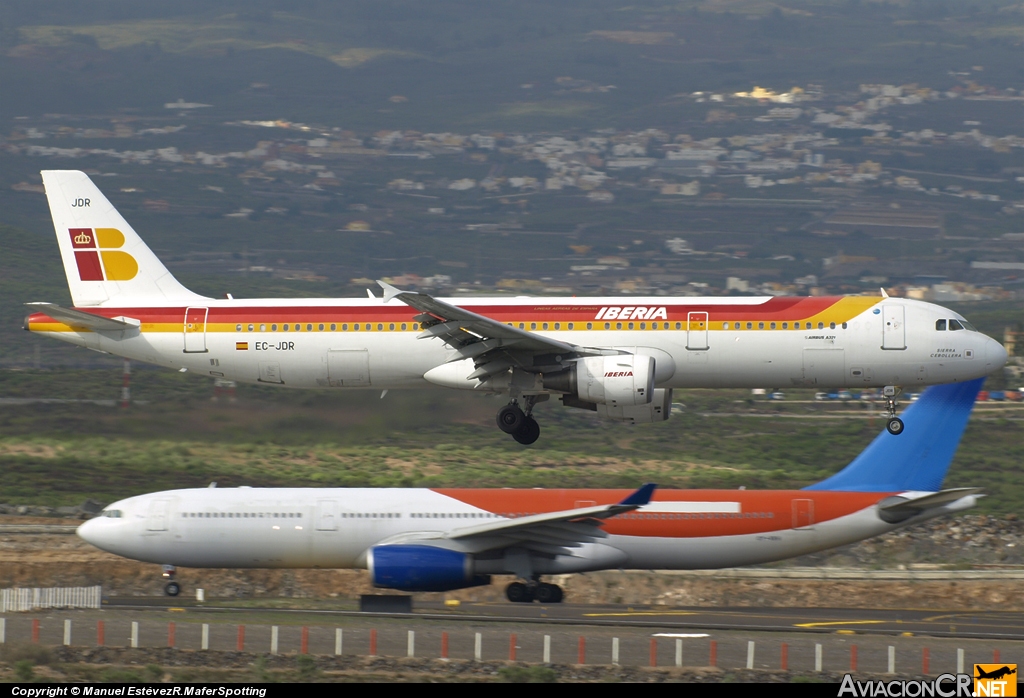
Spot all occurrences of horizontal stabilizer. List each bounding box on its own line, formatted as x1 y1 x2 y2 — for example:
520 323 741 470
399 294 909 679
876 487 978 519
25 302 138 331
878 488 983 516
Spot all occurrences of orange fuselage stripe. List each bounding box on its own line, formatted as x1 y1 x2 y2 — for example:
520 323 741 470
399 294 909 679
431 488 887 538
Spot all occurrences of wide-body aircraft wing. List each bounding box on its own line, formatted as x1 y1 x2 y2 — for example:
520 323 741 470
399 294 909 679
375 483 656 558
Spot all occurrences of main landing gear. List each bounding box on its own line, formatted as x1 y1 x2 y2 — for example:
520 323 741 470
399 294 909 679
496 399 541 445
505 579 564 604
162 564 180 597
883 386 904 436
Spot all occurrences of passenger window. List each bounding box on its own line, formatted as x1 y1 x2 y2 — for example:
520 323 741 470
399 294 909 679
271 324 278 331
283 324 289 331
675 322 682 330
401 323 407 331
723 322 730 330
782 322 788 329
794 322 800 329
306 324 313 331
935 319 946 331
605 322 610 330
640 322 646 330
770 322 776 330
746 322 752 330
318 323 325 331
330 324 337 331
616 322 622 330
519 323 525 329
295 324 301 332
567 323 573 330
247 324 254 332
842 322 848 329
389 323 395 331
758 322 764 330
628 322 634 330
377 324 383 331
829 322 836 330
554 322 560 330
949 319 964 331
818 322 824 329
585 323 592 330
542 323 548 330
531 323 537 330
260 324 266 332
236 324 242 332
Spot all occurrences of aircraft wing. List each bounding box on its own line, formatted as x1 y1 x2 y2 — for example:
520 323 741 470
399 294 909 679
384 484 656 557
25 302 139 332
378 281 589 379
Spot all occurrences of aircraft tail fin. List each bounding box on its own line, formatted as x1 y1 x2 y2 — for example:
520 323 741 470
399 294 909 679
804 378 985 492
41 170 209 307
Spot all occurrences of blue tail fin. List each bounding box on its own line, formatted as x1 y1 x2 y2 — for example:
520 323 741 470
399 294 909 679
804 378 984 492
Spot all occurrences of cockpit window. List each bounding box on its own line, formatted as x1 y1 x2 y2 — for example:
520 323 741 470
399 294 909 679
935 319 947 331
960 319 977 332
102 510 122 518
949 319 964 331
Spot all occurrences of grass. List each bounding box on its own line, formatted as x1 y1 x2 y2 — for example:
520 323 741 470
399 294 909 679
0 367 1020 513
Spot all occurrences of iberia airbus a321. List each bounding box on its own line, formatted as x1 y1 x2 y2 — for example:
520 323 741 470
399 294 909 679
25 171 1007 443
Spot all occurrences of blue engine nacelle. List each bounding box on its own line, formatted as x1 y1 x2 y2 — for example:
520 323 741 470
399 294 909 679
368 545 492 592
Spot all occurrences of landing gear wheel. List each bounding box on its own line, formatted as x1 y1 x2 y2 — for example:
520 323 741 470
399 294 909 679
886 417 905 436
512 417 540 445
506 582 534 603
497 404 526 434
535 583 563 604
164 581 181 597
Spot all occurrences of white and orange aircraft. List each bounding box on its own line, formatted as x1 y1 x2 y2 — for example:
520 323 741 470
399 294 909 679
78 378 985 602
26 171 1007 443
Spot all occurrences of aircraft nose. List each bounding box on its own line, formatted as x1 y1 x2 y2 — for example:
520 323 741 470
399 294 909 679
77 517 118 553
987 337 1009 370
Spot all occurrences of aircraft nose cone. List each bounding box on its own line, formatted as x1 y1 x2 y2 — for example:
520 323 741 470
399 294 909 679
988 338 1009 369
77 517 117 553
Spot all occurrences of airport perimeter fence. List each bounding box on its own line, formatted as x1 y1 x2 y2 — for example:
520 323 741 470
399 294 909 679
0 586 102 613
0 616 1010 675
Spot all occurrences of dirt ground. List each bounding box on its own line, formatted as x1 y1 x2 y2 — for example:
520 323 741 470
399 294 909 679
3 522 1022 610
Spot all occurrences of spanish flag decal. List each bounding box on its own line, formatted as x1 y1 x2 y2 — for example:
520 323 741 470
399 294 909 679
236 342 249 351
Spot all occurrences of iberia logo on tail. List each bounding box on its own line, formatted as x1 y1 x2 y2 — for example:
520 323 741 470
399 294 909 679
69 228 138 281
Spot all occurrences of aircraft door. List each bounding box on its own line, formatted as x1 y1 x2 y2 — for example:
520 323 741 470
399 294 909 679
327 350 371 386
147 498 171 531
882 305 906 350
686 312 709 351
183 307 209 353
316 500 339 531
792 499 814 530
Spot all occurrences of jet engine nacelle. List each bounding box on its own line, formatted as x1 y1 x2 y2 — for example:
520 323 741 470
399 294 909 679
543 354 655 407
597 388 673 423
367 544 491 592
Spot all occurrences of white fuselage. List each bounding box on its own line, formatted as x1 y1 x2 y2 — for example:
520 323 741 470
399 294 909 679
29 296 1007 392
78 487 974 577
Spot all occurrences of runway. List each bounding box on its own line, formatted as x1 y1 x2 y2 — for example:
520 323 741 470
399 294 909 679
6 600 1020 674
101 598 1024 641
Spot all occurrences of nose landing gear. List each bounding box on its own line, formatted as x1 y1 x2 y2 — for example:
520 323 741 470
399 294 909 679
883 386 904 435
496 398 541 445
162 564 180 597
